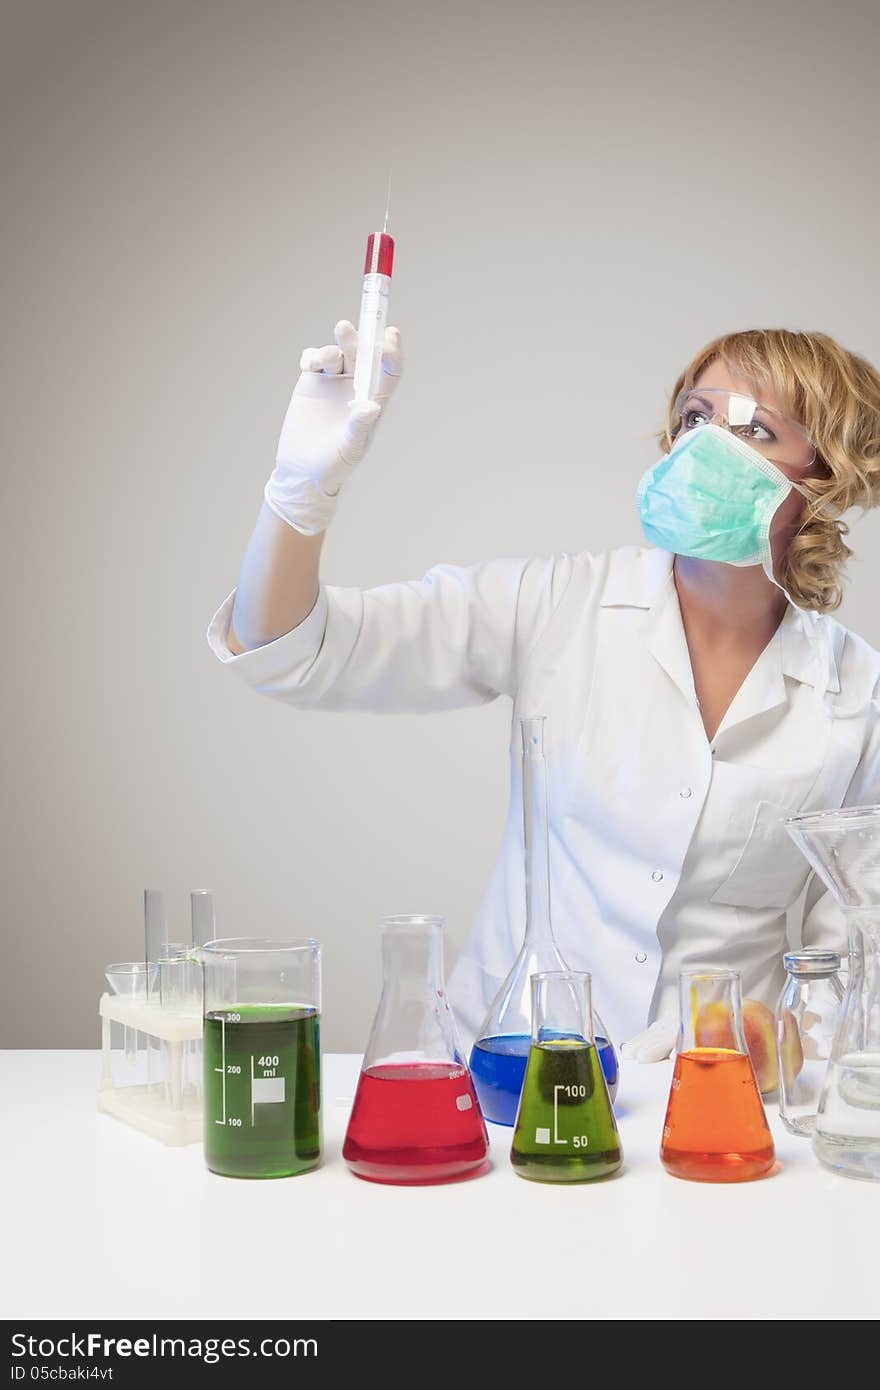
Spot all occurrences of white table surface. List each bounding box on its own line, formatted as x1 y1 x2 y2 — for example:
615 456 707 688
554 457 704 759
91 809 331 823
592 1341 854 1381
2 1050 877 1321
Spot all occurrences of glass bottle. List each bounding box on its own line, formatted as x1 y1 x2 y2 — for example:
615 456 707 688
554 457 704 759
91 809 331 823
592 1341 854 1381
785 805 880 1180
343 915 489 1184
511 971 622 1182
201 938 321 1178
775 948 844 1136
660 969 775 1182
470 716 618 1125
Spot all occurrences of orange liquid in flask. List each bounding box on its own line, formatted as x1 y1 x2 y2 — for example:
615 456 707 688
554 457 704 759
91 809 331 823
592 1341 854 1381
661 1048 775 1182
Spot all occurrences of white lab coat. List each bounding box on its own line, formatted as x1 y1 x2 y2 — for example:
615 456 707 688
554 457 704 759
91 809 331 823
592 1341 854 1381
207 546 880 1047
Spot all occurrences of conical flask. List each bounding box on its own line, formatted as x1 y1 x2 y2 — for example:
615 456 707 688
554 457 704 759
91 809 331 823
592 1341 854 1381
660 969 775 1182
785 805 880 1180
343 915 489 1184
470 716 618 1125
511 972 622 1182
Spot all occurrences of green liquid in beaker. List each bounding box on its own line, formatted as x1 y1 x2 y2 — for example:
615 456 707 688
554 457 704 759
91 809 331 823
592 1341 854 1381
203 1005 321 1178
511 1038 622 1182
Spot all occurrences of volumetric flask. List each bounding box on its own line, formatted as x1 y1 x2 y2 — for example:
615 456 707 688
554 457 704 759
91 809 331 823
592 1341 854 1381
343 915 489 1184
661 969 775 1182
202 938 321 1178
511 972 622 1182
470 717 618 1126
785 806 880 1180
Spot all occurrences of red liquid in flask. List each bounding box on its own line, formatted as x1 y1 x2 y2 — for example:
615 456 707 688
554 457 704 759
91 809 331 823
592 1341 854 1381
343 1062 489 1184
661 1048 775 1182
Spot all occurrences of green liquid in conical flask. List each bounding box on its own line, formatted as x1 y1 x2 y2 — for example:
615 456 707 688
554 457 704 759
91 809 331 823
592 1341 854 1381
511 1038 622 1182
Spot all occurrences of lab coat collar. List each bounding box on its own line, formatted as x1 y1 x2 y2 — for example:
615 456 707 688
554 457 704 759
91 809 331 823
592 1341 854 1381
779 606 841 694
598 547 675 610
598 547 841 695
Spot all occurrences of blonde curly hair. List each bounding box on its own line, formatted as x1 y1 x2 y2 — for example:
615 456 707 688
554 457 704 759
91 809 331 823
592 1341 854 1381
659 329 880 611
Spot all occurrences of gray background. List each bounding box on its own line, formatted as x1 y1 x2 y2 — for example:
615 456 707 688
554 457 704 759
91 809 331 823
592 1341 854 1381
3 0 879 1048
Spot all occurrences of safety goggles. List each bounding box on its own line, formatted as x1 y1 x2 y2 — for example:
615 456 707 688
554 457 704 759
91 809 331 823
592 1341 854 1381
672 387 817 470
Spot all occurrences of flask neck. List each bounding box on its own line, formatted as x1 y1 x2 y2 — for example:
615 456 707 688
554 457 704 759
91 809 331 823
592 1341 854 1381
362 917 463 1070
845 910 880 969
839 910 880 1054
521 718 557 949
531 971 593 1045
380 919 445 996
678 970 748 1054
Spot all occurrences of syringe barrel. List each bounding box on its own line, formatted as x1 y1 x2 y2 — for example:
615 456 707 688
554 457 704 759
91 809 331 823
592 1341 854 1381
353 231 395 404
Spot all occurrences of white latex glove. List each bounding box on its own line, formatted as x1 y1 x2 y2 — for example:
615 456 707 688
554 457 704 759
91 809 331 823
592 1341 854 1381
264 318 403 535
620 1017 678 1063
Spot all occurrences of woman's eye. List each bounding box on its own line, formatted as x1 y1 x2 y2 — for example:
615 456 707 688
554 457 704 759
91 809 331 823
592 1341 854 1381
682 408 708 429
743 420 776 443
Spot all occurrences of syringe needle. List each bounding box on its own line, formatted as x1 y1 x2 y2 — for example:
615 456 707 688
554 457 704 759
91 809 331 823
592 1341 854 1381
383 168 392 233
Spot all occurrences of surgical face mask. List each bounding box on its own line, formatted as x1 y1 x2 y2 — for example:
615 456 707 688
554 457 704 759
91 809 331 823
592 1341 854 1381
636 423 811 578
637 422 834 711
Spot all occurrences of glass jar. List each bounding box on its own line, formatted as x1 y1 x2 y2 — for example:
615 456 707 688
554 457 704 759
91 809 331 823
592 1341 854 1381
775 948 844 1137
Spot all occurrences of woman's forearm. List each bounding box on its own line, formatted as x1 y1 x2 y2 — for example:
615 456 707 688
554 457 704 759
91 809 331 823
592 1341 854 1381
228 503 326 653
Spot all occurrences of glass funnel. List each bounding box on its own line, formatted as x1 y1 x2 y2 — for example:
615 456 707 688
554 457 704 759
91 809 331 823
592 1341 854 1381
470 716 618 1125
511 972 622 1182
343 915 489 1185
785 805 880 1180
661 969 775 1182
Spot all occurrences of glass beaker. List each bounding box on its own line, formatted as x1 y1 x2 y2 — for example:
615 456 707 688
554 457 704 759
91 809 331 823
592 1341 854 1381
511 972 622 1182
785 805 880 1180
470 716 618 1125
343 915 489 1184
775 948 844 1137
201 938 321 1179
661 969 775 1182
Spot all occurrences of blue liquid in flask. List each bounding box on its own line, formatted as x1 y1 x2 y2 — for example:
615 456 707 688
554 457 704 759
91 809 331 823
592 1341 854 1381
598 1035 619 1098
470 1034 530 1126
471 1032 618 1125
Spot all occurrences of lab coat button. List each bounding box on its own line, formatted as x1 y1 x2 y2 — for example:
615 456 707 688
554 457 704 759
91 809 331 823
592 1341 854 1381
635 950 648 963
651 869 664 882
680 786 692 798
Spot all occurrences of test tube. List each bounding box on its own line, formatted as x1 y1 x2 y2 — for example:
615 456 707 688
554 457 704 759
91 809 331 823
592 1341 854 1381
190 890 215 948
144 889 166 998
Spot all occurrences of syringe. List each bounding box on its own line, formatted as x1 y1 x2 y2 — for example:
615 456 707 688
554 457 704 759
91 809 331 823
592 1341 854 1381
353 176 395 404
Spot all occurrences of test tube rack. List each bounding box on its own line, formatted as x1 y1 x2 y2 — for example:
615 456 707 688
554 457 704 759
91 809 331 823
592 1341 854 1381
97 889 214 1146
98 993 203 1145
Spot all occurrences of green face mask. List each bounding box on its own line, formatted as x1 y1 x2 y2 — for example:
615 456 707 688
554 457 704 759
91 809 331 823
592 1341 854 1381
636 423 810 575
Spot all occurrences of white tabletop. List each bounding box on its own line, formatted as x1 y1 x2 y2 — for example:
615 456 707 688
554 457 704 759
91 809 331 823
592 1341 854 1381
2 1050 876 1321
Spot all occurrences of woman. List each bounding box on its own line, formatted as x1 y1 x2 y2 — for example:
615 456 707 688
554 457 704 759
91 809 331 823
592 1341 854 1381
208 322 880 1060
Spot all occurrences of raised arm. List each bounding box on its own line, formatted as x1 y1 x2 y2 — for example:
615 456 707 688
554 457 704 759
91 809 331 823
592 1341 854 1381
210 553 578 714
228 318 402 653
212 313 580 710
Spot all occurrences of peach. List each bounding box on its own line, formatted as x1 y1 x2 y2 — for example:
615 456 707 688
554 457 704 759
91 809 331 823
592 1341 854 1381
694 997 783 1094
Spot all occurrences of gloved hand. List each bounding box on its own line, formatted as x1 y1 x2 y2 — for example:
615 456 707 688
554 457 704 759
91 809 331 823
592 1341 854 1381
620 1016 678 1063
264 319 403 535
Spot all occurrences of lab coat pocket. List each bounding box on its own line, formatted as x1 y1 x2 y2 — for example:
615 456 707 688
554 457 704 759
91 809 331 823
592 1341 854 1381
709 799 812 910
